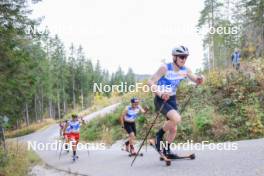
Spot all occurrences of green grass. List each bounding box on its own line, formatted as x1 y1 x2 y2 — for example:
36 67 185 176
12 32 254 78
0 141 41 176
81 105 125 144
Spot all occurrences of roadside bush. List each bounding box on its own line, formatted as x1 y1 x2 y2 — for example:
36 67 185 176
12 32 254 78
194 106 213 136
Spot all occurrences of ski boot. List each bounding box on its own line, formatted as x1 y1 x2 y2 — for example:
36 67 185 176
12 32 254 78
125 141 130 152
130 144 137 156
163 147 180 159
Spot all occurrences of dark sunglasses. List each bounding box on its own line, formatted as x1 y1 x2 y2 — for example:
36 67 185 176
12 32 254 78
178 55 188 60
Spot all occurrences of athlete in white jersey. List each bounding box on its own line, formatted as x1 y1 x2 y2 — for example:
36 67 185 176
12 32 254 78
120 98 146 155
148 45 204 159
63 114 85 161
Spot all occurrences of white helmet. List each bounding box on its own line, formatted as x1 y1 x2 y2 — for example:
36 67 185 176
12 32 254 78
172 46 189 56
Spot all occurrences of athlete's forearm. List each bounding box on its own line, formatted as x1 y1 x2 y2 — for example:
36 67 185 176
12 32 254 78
140 108 146 114
63 124 68 134
188 74 198 82
138 105 146 114
187 68 200 83
147 80 162 97
120 115 125 126
148 65 166 97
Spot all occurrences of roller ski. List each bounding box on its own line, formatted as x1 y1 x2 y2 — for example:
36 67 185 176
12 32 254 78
148 139 171 166
122 147 144 157
160 153 195 161
129 152 143 157
156 140 195 161
122 142 143 157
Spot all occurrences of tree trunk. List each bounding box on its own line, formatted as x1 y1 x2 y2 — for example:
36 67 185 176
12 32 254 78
38 98 41 122
25 103 29 126
0 126 6 152
41 86 44 121
207 18 212 72
72 76 76 110
16 119 19 130
53 105 56 119
62 83 67 116
81 88 84 110
34 94 38 122
49 100 52 118
87 94 92 107
63 101 67 116
57 90 61 119
211 0 215 69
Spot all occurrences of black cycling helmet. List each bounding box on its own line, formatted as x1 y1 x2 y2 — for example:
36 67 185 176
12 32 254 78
130 97 139 103
72 114 78 118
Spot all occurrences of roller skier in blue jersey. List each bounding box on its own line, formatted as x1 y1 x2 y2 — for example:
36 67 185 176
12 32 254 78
120 98 147 155
63 114 85 161
148 45 204 159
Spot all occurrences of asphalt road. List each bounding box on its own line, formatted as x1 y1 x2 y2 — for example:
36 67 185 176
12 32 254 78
19 103 264 176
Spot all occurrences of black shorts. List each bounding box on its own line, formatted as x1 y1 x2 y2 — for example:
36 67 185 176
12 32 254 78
124 121 136 135
154 95 178 118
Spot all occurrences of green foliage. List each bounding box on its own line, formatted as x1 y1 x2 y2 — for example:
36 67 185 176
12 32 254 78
194 106 213 134
0 142 41 176
0 147 7 167
80 106 125 144
137 115 146 124
243 105 264 137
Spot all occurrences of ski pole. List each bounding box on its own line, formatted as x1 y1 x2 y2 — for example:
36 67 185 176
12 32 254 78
143 118 151 153
131 101 166 167
142 105 150 153
56 135 64 153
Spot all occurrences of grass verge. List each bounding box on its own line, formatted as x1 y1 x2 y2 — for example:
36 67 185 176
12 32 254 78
0 141 41 176
5 118 55 138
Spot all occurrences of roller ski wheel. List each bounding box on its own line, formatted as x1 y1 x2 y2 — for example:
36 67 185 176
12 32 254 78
165 160 171 166
190 153 195 160
148 139 171 166
129 153 143 157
